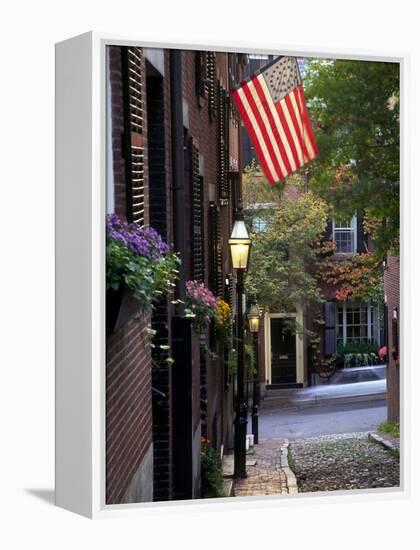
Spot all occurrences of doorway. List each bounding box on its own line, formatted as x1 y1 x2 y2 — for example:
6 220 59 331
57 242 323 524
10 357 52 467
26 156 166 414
270 317 297 386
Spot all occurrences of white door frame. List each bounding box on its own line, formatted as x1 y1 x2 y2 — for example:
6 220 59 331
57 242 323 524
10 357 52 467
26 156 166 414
264 306 304 385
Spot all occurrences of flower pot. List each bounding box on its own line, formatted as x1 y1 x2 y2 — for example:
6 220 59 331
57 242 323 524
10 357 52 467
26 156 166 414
106 284 125 335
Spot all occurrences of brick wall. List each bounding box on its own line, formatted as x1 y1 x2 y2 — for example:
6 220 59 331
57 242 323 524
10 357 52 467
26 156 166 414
106 46 153 504
108 46 126 216
106 315 153 503
384 254 400 422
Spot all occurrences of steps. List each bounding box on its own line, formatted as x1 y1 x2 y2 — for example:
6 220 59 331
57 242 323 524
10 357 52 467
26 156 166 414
261 387 299 409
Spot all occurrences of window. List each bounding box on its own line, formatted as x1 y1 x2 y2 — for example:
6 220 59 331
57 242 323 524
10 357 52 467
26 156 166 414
332 215 357 253
336 301 379 345
252 216 267 233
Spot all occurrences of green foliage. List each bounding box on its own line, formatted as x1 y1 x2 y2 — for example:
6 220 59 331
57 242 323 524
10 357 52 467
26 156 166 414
378 421 400 439
244 342 256 374
337 341 379 356
227 343 255 377
106 239 180 312
304 59 400 257
201 438 224 498
227 348 238 377
245 185 329 312
338 341 380 368
343 352 379 368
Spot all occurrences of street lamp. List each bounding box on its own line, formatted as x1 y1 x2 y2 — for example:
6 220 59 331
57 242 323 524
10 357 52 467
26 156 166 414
229 202 251 479
248 296 260 445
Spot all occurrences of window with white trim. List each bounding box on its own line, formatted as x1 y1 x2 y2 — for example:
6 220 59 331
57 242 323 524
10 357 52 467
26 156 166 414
332 215 357 253
336 300 379 345
252 216 268 233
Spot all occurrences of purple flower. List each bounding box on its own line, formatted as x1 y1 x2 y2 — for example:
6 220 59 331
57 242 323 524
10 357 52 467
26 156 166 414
106 214 170 260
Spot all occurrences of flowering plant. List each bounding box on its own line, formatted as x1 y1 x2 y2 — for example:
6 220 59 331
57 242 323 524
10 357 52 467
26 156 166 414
185 280 217 333
215 299 232 345
378 346 387 361
106 214 180 312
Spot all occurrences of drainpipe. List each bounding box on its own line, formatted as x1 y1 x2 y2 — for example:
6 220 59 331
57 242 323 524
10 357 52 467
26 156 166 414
170 49 186 307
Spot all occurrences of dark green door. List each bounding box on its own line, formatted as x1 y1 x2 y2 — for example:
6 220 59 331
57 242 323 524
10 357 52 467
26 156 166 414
270 317 296 385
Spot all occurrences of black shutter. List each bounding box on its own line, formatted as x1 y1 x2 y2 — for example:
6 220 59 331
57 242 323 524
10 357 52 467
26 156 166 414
356 213 368 253
324 299 336 355
209 202 223 297
218 84 229 203
324 219 333 242
121 47 145 226
206 52 217 121
190 139 204 282
224 273 234 316
195 51 207 98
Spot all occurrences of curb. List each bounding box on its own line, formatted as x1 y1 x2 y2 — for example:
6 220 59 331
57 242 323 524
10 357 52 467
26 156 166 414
368 432 399 452
279 439 298 494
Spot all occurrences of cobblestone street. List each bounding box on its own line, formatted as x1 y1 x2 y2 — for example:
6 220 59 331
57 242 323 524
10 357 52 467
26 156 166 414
289 432 400 493
234 438 294 497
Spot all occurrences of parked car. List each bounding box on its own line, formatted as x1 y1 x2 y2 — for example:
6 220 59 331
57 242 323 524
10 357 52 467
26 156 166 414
329 365 386 385
291 365 386 406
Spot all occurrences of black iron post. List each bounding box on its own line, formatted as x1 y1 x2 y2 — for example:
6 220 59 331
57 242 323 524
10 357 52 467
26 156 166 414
234 269 247 479
251 330 260 444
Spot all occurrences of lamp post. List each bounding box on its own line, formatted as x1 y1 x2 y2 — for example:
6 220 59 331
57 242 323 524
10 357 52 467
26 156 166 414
229 202 251 479
247 296 260 445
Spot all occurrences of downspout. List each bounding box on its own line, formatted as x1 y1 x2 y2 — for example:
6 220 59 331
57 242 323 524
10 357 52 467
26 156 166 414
170 49 186 308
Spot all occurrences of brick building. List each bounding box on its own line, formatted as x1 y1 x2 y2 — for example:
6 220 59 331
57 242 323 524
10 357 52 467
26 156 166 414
105 46 244 504
243 180 385 394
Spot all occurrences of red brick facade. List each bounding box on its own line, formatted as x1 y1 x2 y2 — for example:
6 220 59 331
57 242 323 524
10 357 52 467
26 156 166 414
106 47 241 503
106 46 153 504
106 315 152 503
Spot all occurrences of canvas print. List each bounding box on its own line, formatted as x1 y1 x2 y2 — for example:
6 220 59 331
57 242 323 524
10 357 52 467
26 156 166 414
105 46 400 504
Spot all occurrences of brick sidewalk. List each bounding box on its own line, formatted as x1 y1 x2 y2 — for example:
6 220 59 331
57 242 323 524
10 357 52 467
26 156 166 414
233 438 296 497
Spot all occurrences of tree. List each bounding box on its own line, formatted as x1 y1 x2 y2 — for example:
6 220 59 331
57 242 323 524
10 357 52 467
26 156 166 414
244 168 329 313
303 59 399 257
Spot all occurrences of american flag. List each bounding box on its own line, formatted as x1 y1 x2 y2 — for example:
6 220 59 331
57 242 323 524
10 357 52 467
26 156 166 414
233 56 317 184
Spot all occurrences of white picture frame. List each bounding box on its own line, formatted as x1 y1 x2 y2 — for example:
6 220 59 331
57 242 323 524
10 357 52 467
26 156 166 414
55 31 409 519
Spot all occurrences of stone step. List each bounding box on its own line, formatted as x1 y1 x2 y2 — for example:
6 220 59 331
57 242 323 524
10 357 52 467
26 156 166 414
222 479 234 497
222 453 234 478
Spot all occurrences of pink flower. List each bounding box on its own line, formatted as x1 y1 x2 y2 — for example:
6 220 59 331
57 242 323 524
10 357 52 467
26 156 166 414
378 346 387 359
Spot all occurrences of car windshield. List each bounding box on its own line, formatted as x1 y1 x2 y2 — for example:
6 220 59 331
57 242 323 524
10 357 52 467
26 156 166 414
330 366 385 385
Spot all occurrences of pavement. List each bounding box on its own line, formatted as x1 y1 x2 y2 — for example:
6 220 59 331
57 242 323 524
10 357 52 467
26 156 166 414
257 399 387 440
230 438 297 497
228 397 393 498
228 429 399 498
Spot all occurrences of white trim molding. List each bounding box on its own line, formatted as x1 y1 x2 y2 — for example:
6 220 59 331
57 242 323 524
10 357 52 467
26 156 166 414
264 305 304 385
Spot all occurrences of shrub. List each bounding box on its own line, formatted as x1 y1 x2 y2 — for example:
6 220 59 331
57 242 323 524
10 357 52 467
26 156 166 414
338 341 381 368
337 341 378 355
201 438 224 498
